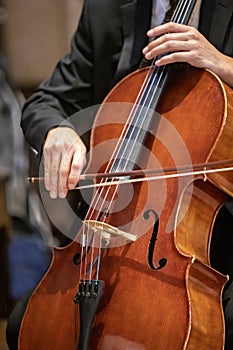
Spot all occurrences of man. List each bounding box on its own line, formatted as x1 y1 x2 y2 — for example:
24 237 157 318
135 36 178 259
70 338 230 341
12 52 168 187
21 0 233 200
22 0 233 198
8 0 233 349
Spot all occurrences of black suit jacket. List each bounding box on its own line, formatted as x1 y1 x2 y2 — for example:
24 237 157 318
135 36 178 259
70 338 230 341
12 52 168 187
21 0 233 157
199 0 233 55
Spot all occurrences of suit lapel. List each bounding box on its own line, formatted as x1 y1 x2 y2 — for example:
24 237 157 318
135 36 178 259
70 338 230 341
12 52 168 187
199 0 233 52
209 0 233 50
113 0 152 86
198 0 215 36
112 0 137 85
130 0 153 67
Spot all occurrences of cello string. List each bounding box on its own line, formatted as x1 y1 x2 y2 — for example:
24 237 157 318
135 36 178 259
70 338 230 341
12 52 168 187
78 53 167 282
78 0 197 282
77 60 160 281
72 0 200 286
77 0 189 282
85 66 167 259
78 2 198 284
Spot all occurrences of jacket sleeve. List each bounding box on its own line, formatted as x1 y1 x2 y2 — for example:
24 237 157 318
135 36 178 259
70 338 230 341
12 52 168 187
21 0 94 159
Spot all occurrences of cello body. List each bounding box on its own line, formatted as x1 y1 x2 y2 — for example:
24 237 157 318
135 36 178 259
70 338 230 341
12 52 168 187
19 65 233 349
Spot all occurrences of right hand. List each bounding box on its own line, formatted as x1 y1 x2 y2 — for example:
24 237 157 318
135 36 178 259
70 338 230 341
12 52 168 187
43 127 87 199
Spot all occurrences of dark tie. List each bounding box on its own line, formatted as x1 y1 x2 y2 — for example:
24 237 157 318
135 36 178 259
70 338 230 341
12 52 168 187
165 0 179 22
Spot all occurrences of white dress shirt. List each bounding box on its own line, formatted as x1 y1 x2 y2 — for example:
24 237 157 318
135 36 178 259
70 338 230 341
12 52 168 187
151 0 171 27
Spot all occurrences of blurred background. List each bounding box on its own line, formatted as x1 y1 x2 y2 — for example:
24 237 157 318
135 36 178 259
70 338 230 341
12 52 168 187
1 0 84 96
0 1 84 348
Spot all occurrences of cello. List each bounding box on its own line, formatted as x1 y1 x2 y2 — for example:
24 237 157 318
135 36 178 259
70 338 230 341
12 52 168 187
19 0 233 349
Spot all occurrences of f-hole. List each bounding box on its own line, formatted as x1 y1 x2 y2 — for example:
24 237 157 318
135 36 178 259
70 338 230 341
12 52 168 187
144 209 167 270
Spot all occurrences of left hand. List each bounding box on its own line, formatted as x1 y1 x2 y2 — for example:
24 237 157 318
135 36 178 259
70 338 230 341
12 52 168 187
142 22 233 88
142 22 222 72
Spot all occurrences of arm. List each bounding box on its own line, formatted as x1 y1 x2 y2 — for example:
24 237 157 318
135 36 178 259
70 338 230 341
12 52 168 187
142 22 233 88
21 1 94 198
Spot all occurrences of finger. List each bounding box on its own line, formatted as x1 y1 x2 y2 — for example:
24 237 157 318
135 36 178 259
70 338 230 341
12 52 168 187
43 147 52 191
147 22 189 38
143 29 194 54
154 51 189 66
59 149 73 198
67 151 85 190
49 147 62 199
144 39 192 60
155 51 200 67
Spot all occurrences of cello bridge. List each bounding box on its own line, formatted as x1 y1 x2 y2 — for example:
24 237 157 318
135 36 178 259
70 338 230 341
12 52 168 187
83 220 137 242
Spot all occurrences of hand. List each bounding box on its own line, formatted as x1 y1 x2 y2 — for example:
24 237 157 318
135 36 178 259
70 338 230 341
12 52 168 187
142 22 233 85
43 127 86 199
